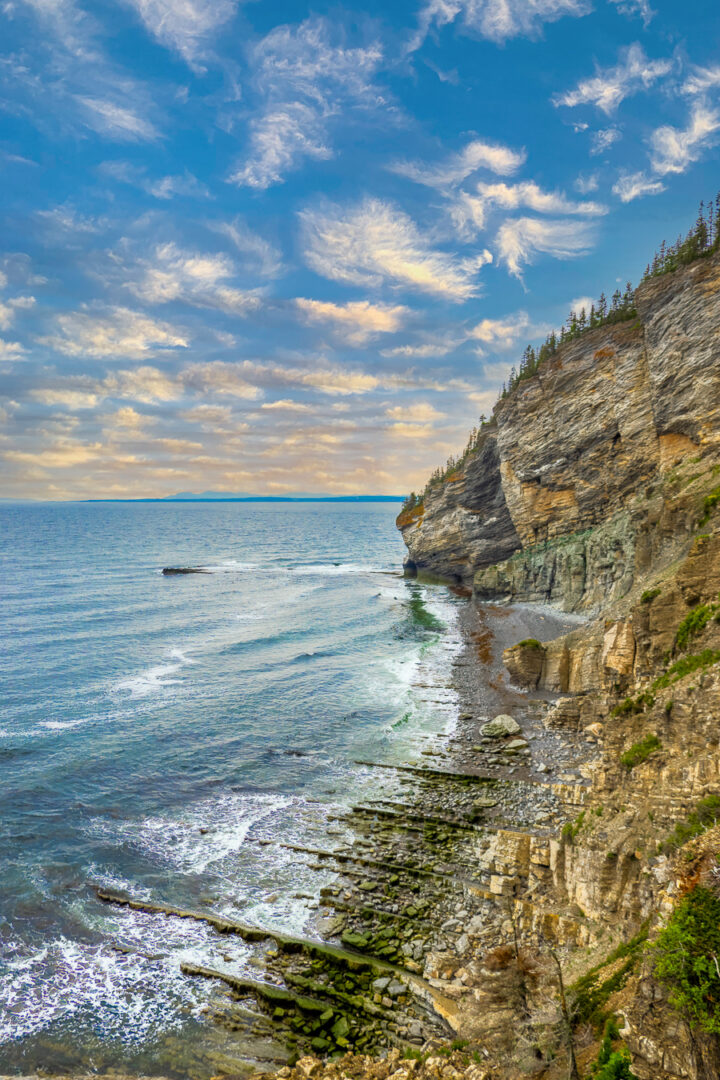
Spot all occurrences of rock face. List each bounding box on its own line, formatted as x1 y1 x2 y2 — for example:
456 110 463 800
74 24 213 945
398 251 720 607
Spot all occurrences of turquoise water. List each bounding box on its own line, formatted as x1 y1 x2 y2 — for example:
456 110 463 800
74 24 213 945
0 501 463 1072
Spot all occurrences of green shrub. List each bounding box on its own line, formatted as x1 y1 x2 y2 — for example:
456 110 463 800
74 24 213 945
612 691 655 717
588 1019 638 1079
699 487 720 526
562 811 586 843
620 734 661 770
517 638 543 649
654 887 720 1033
641 587 661 604
676 603 717 651
658 795 720 853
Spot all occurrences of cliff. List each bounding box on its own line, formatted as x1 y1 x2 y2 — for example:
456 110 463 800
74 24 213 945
398 250 720 612
388 247 720 1078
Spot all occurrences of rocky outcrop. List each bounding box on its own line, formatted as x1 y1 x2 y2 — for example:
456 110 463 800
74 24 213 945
397 433 520 582
398 251 720 608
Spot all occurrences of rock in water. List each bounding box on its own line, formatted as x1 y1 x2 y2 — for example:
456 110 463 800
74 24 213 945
162 566 208 575
481 714 521 737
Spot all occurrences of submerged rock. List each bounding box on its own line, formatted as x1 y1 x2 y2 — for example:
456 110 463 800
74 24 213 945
162 566 209 575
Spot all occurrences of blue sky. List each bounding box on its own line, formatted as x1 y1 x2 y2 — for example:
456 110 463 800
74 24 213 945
1 0 718 498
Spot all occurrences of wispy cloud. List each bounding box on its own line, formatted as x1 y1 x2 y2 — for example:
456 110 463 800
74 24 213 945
214 219 284 279
554 44 672 115
496 217 596 278
409 0 590 51
612 171 665 202
118 242 262 315
123 0 238 69
77 96 160 141
649 103 720 176
609 0 654 27
590 127 621 155
230 19 383 189
99 162 209 199
392 138 526 190
449 180 605 238
682 66 720 97
40 306 188 358
300 198 491 301
295 298 409 345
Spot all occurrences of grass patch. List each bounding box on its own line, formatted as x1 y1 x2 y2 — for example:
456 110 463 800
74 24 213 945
517 638 543 649
698 486 720 526
652 649 720 691
571 926 649 1028
641 587 661 604
620 734 661 770
562 810 586 843
658 795 720 854
654 886 720 1034
676 602 719 651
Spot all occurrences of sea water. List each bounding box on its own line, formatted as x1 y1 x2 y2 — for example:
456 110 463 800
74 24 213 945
0 501 463 1074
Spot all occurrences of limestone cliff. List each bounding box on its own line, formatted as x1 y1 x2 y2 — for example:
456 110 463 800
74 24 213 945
391 248 720 1079
398 250 720 612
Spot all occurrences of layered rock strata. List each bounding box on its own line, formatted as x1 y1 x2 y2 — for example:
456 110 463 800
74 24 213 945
398 250 720 612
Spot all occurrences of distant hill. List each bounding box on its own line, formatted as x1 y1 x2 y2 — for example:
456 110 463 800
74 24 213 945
86 492 405 503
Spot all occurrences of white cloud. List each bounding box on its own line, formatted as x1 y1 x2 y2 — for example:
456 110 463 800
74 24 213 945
260 400 312 412
215 219 283 279
0 295 35 330
649 103 720 176
122 242 262 316
230 19 383 189
469 311 536 350
295 298 409 345
40 306 188 358
609 0 654 27
380 339 458 358
575 173 599 193
450 180 605 238
496 217 596 278
77 96 160 141
392 138 525 190
409 0 590 50
30 388 100 409
231 104 331 190
554 44 671 115
569 295 594 317
301 198 489 301
591 128 621 155
123 0 237 68
386 402 443 422
682 66 720 97
147 173 210 199
0 339 25 359
612 171 665 202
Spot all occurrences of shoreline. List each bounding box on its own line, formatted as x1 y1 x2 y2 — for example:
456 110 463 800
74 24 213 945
5 587 594 1079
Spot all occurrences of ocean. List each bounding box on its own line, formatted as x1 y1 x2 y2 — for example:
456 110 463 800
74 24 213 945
0 500 464 1076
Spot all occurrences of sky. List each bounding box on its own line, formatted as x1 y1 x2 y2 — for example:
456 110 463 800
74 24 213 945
1 0 719 499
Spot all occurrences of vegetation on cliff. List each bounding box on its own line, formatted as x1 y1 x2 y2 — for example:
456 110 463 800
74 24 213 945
654 886 720 1035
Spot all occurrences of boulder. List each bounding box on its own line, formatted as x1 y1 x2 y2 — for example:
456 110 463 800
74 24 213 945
503 640 546 688
481 714 521 737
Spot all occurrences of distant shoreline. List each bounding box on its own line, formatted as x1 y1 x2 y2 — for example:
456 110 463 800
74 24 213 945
82 495 405 504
